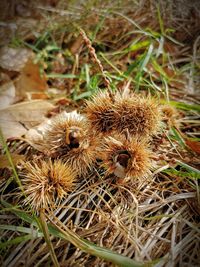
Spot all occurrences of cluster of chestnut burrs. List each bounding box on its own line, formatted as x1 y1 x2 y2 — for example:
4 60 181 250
20 90 163 210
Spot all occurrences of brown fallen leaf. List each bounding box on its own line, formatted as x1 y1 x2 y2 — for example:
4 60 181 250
0 47 48 99
27 92 49 100
0 100 54 139
185 139 200 155
0 154 25 168
0 112 27 139
0 81 15 109
14 58 47 98
25 118 51 152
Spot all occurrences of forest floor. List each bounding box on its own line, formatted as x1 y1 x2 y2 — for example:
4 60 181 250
0 1 200 266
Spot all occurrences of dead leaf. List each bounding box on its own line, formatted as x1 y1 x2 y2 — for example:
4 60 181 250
0 154 25 168
0 100 54 139
27 92 49 100
0 47 47 99
185 139 200 155
25 118 51 152
14 58 47 97
0 112 27 139
56 98 71 106
0 81 15 109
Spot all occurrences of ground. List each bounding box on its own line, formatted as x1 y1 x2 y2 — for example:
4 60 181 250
0 1 200 266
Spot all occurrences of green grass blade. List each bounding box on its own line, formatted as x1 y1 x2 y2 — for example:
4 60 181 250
166 101 200 112
175 160 200 176
127 40 150 53
1 200 35 225
85 63 90 86
91 15 105 42
170 127 185 147
0 224 43 237
163 168 200 179
39 211 60 267
151 57 168 79
156 4 164 35
135 44 154 90
46 73 77 78
47 215 146 267
0 129 22 189
0 235 33 249
100 52 123 75
74 91 93 100
124 58 141 76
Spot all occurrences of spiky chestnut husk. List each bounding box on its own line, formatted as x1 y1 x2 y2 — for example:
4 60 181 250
61 134 98 176
84 90 115 134
43 111 88 156
113 92 162 139
20 159 76 210
161 105 178 127
100 133 153 179
33 111 98 176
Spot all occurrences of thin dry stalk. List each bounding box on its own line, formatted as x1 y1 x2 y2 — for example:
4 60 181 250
79 27 111 88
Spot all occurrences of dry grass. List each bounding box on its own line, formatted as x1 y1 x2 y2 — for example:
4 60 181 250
0 0 200 266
